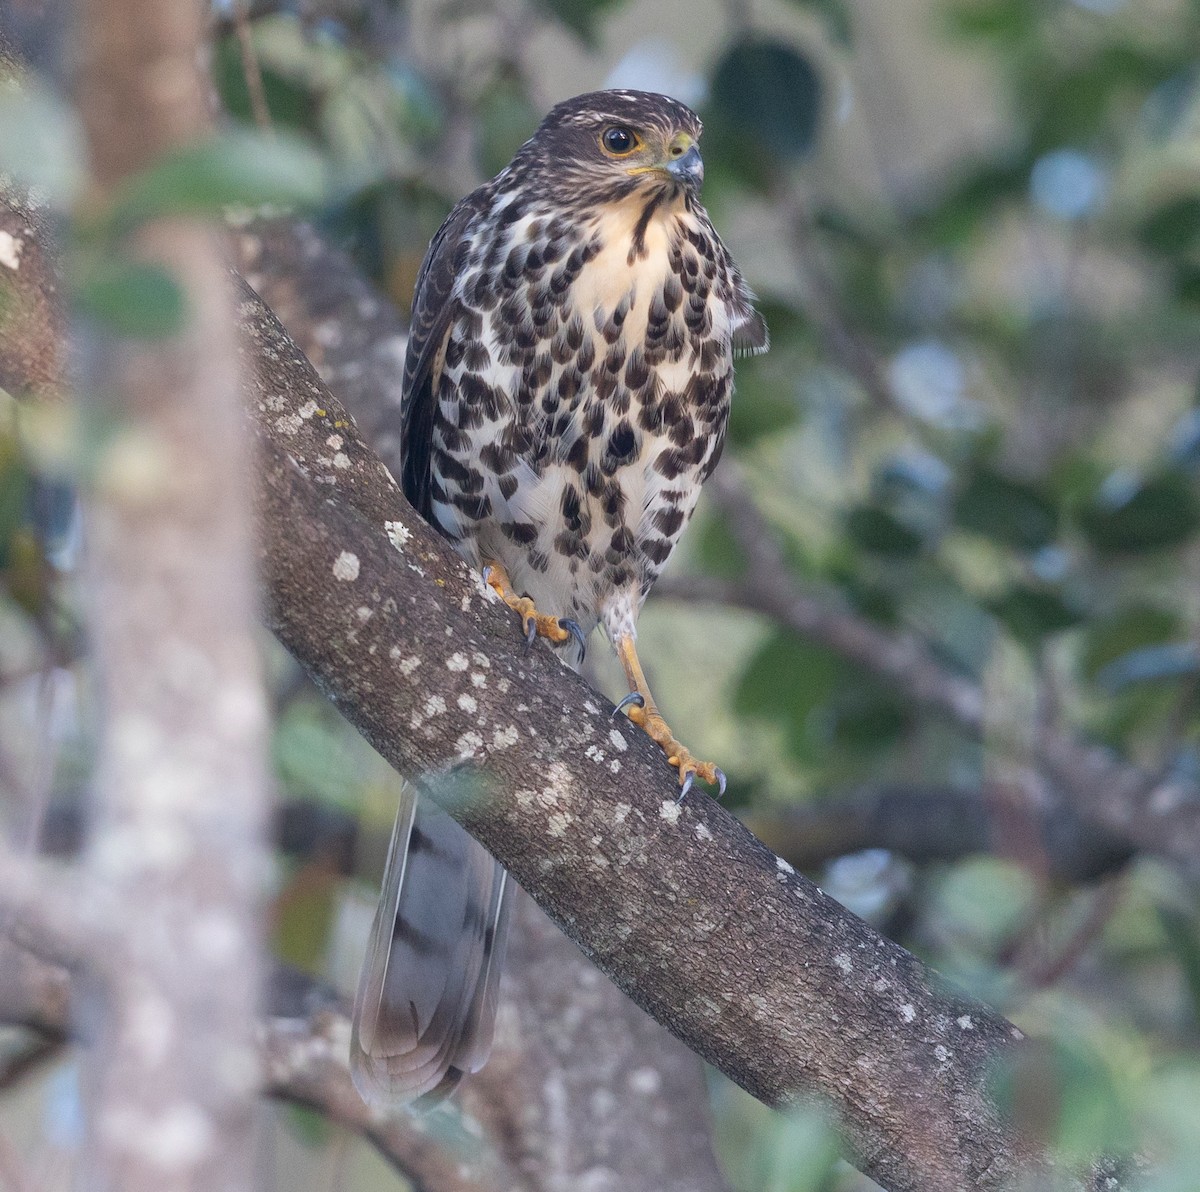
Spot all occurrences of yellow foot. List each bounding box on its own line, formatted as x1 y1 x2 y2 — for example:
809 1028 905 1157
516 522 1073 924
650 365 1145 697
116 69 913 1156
613 633 725 799
614 692 727 801
483 562 586 658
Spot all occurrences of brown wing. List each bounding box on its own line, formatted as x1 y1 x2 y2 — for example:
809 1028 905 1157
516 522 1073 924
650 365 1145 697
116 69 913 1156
400 192 488 520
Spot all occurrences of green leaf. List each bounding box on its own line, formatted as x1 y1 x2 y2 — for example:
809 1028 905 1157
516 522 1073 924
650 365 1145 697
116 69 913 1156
845 578 900 626
944 0 1039 42
727 365 801 447
830 694 909 751
953 468 1058 550
104 130 327 235
846 505 923 556
734 629 843 764
990 1038 1132 1165
935 857 1037 955
693 509 749 581
273 861 338 974
75 259 187 338
1138 197 1200 256
1028 46 1165 151
754 1105 842 1192
274 700 375 808
709 40 822 165
988 584 1080 647
1078 471 1200 554
474 78 540 180
1081 604 1180 680
213 32 318 132
0 80 87 205
1158 905 1200 1022
1173 261 1200 307
282 1104 335 1148
912 159 1030 245
0 425 31 571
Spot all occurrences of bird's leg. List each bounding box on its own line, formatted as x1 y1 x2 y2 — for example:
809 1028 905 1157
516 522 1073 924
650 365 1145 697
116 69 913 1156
482 561 586 658
613 634 726 801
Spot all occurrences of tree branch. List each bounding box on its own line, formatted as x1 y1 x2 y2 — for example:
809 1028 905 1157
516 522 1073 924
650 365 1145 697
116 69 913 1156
4 197 1122 1190
237 218 733 1191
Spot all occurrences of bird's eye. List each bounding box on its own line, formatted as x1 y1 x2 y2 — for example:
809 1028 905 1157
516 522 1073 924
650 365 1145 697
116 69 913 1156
601 126 639 156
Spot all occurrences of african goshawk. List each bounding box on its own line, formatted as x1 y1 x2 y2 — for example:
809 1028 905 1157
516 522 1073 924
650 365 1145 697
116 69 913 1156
352 89 766 1107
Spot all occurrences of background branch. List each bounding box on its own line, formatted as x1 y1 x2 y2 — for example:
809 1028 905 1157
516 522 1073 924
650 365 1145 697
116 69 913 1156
660 466 1200 871
746 785 1133 884
0 937 512 1192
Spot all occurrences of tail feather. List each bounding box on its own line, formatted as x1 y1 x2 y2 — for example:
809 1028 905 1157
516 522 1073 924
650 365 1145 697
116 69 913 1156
350 783 511 1108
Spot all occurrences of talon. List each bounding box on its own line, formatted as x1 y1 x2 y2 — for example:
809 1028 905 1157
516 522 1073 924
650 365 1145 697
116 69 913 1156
612 634 724 802
484 561 578 656
559 618 587 662
613 691 645 718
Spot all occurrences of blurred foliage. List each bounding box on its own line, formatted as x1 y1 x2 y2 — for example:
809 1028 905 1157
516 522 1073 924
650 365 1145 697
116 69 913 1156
3 0 1200 1187
0 392 41 613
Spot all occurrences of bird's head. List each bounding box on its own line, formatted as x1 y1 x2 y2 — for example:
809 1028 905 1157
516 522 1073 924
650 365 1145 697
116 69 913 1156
513 90 705 206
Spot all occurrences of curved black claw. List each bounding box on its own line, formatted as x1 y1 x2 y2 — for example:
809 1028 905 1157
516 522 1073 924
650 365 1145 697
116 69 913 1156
559 618 587 662
714 767 727 799
612 691 645 719
676 771 696 804
523 618 538 652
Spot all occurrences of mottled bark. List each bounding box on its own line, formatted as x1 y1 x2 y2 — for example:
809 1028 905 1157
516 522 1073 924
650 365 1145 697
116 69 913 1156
471 895 733 1192
0 200 63 399
71 0 269 1188
233 219 409 474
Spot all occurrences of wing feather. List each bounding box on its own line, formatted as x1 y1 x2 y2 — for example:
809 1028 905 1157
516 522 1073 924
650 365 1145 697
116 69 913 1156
400 193 487 518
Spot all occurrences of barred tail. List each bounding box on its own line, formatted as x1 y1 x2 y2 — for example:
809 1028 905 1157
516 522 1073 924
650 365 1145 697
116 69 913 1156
350 783 511 1108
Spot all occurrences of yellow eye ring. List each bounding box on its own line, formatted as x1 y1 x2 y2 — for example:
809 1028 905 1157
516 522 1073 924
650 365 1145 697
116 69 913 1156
600 126 641 156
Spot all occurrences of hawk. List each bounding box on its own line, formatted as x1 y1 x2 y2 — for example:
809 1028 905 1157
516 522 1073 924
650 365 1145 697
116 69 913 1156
351 89 767 1106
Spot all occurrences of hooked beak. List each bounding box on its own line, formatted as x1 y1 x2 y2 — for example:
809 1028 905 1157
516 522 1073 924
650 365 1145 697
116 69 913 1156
665 143 704 191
